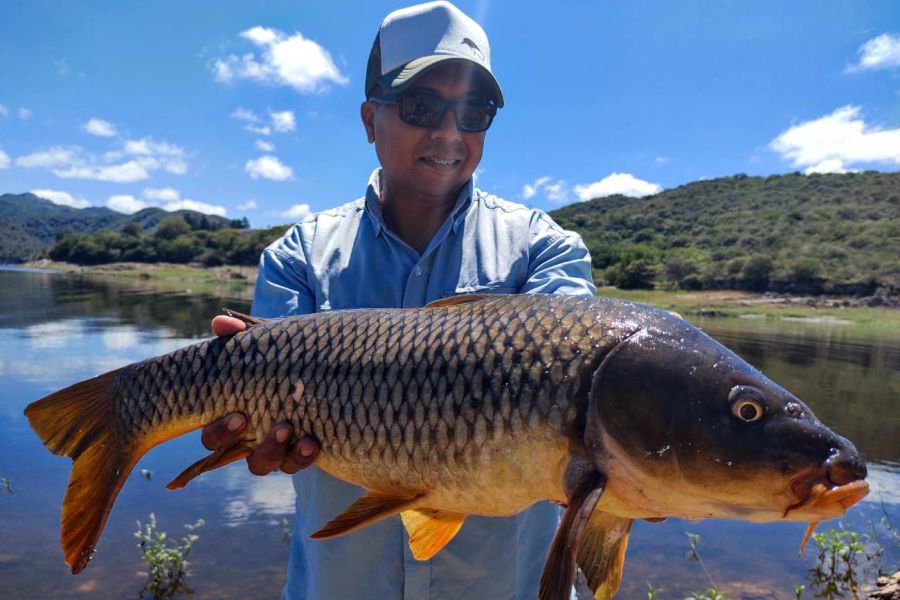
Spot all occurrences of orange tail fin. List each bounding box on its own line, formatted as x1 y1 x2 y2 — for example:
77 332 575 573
24 369 137 574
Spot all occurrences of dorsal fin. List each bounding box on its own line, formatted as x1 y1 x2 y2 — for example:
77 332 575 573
424 294 492 309
222 308 266 326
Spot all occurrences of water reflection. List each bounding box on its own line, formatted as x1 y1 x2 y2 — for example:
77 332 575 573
0 268 897 599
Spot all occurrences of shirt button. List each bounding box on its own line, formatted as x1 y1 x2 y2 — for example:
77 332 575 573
415 267 422 276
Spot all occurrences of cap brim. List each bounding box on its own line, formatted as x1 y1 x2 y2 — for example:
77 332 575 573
379 55 504 107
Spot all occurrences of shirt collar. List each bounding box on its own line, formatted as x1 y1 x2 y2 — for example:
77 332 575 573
363 168 474 237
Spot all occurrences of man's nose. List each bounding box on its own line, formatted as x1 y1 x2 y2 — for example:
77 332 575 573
430 108 463 141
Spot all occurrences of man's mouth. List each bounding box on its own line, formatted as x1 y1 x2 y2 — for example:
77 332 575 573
421 156 461 167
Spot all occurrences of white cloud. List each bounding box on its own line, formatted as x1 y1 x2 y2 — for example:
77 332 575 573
254 139 275 152
804 159 850 175
143 187 181 202
544 180 570 203
16 146 80 168
269 109 296 132
245 155 293 180
521 176 572 202
0 149 9 169
16 137 189 182
123 137 184 157
522 176 551 200
106 188 226 216
0 104 7 117
54 160 150 183
31 189 91 209
18 107 31 120
848 33 900 72
237 199 258 210
230 107 261 123
213 26 349 93
83 118 117 137
164 199 227 217
655 156 670 164
573 173 662 201
245 124 272 135
281 203 311 220
107 194 147 214
769 105 900 170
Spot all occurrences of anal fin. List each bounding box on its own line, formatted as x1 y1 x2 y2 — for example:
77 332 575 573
311 490 422 540
576 512 633 600
400 508 467 560
166 440 254 490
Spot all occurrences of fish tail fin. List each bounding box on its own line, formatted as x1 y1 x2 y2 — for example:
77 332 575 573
25 369 137 574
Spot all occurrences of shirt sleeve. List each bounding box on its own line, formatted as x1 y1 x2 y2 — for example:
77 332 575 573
251 225 317 318
520 212 597 297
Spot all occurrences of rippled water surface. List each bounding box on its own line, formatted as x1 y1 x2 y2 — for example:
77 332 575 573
0 268 896 599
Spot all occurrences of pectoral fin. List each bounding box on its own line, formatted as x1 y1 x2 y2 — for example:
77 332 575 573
539 470 606 600
222 308 266 326
400 508 467 560
424 294 491 308
576 512 633 600
166 440 254 490
311 491 422 540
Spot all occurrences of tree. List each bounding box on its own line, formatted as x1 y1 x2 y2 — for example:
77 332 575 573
740 255 773 291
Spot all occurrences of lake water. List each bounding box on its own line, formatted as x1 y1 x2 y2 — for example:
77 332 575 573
0 268 896 599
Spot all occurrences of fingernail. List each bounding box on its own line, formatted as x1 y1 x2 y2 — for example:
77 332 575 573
300 445 314 457
275 428 289 443
227 415 243 431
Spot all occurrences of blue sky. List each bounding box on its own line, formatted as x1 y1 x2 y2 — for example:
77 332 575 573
0 1 898 227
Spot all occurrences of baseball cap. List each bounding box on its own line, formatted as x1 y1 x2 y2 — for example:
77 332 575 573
365 1 504 107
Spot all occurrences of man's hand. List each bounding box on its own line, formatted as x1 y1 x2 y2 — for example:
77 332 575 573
202 315 320 475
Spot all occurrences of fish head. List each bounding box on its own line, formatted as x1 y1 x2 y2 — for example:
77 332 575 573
585 311 868 524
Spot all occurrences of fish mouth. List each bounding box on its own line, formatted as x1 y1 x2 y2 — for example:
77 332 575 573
783 478 869 519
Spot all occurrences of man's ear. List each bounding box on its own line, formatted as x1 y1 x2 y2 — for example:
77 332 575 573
360 102 376 143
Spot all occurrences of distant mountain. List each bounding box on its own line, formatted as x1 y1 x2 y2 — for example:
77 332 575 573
0 193 233 263
549 171 900 295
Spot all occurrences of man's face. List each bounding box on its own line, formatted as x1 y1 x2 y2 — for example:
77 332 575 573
361 62 489 202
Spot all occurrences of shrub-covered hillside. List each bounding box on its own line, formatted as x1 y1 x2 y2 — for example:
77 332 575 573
0 193 244 263
550 171 899 295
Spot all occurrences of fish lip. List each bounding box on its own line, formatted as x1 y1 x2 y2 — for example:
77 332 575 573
783 477 869 518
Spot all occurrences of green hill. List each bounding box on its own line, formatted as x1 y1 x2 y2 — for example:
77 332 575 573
0 193 237 263
549 171 899 295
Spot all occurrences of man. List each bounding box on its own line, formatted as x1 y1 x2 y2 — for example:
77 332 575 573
203 2 596 598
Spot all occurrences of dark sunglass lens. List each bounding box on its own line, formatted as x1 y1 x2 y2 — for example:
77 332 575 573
399 93 445 127
458 104 495 132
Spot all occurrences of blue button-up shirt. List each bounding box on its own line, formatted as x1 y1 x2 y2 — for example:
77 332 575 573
252 169 596 600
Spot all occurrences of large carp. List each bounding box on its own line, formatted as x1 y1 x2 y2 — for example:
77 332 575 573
25 294 868 599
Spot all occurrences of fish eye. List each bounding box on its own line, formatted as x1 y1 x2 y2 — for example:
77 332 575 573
728 386 767 423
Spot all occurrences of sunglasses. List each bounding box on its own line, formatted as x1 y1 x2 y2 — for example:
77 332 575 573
369 91 498 133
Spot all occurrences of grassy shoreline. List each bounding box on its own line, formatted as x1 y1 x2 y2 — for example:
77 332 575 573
20 260 900 330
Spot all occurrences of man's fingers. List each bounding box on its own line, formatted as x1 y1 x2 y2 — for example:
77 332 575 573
247 422 292 476
211 315 248 337
280 436 321 474
201 413 246 450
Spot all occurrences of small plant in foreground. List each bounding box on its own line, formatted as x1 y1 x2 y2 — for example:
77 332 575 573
281 518 292 544
646 582 663 598
135 513 204 599
684 588 730 600
793 583 805 599
806 526 881 599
